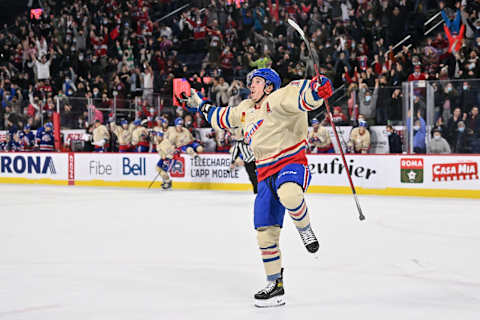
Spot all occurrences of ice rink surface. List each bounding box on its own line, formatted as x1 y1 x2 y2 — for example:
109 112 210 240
1 185 479 320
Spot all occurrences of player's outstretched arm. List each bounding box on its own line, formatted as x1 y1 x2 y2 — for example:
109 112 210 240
179 89 242 131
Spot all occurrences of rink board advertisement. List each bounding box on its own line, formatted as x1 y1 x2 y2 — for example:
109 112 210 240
73 153 252 189
0 152 68 184
1 152 480 198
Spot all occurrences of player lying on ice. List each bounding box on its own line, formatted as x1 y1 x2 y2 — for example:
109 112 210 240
180 68 333 308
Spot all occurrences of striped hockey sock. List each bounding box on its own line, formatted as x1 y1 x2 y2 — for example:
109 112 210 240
287 199 311 230
260 243 282 281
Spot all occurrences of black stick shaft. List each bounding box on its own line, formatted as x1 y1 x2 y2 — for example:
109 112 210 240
288 18 365 221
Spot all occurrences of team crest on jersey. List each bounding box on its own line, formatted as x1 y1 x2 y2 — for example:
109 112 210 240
244 119 264 145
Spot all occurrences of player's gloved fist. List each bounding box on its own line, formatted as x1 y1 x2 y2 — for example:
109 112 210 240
310 75 333 100
177 89 210 113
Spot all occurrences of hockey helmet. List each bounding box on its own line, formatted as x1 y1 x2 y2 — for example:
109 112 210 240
133 119 141 126
121 119 128 126
247 68 281 92
175 117 184 126
45 122 53 129
311 118 320 125
25 124 31 130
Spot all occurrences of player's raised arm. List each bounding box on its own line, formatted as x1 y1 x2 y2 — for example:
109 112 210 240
279 76 333 114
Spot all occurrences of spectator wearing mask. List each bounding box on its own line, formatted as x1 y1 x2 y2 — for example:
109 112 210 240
460 81 477 112
465 106 480 152
453 121 469 153
348 121 370 154
407 110 426 154
427 128 451 154
358 78 378 125
386 125 402 154
447 107 465 145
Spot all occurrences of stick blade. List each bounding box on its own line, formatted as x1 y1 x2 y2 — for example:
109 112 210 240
287 19 304 38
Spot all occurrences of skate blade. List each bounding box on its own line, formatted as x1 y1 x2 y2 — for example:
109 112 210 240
254 295 286 308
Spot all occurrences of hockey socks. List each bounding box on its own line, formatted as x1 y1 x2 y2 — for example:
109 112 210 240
287 199 310 229
257 227 282 281
287 200 319 253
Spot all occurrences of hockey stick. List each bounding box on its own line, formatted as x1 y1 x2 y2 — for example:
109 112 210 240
147 172 161 189
154 3 190 24
288 19 365 221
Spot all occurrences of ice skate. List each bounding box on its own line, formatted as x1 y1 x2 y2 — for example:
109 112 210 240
162 180 172 190
298 225 319 253
254 270 285 308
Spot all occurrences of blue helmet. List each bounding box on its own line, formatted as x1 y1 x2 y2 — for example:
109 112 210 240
45 122 53 129
175 117 184 126
25 124 31 130
247 68 281 92
156 130 164 137
311 118 320 125
133 119 141 126
121 119 128 126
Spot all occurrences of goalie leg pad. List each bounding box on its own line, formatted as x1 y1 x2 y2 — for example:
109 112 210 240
257 226 282 281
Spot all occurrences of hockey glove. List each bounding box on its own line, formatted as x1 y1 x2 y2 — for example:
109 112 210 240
310 76 333 101
177 89 211 113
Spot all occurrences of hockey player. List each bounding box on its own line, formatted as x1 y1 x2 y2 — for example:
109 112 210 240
180 68 333 307
92 120 110 152
19 124 35 152
166 117 203 157
9 132 21 152
37 122 55 152
111 119 133 152
132 119 150 152
308 118 334 153
348 121 370 153
154 131 177 190
229 126 258 194
207 128 231 153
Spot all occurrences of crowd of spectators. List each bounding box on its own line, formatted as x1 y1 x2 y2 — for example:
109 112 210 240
1 0 480 154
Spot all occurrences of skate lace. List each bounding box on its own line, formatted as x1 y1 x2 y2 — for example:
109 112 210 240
260 281 276 294
299 227 317 245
